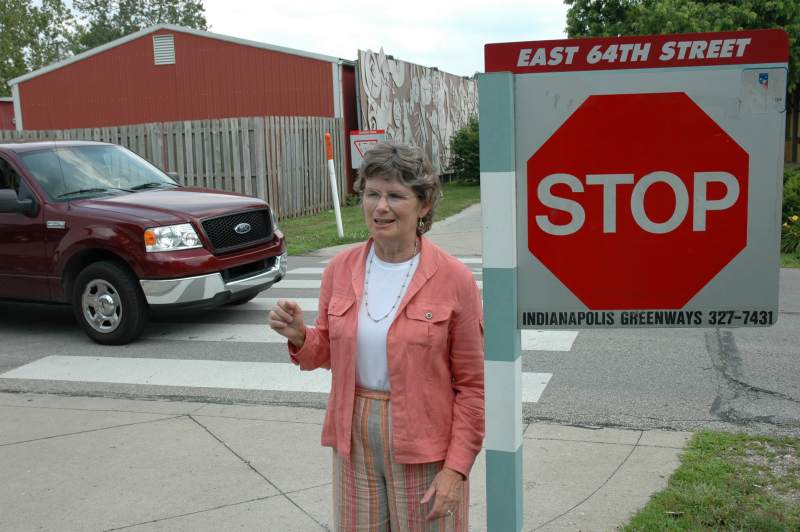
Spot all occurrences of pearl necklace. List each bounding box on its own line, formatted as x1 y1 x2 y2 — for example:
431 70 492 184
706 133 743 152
364 239 418 323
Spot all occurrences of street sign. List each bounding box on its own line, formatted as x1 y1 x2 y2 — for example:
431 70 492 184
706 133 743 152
479 29 790 532
349 129 385 169
527 92 748 311
487 29 789 329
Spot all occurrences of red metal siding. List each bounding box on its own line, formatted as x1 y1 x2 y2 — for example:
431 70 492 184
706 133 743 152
341 64 358 193
19 30 335 130
0 102 14 130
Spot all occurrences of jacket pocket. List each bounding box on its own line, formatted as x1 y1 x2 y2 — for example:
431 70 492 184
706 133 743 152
327 295 355 339
405 302 453 349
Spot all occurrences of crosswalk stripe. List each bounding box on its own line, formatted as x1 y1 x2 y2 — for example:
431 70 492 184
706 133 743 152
522 373 553 403
521 331 578 351
146 322 287 342
144 321 575 351
278 279 483 289
1 356 551 402
290 267 482 277
275 280 325 289
289 267 326 274
1 356 332 393
322 257 482 265
238 297 318 312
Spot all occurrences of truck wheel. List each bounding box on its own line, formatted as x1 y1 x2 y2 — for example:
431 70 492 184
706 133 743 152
72 261 148 345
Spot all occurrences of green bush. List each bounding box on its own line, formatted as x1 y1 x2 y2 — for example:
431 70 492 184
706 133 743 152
344 194 360 207
782 216 800 255
783 166 800 220
449 116 479 183
783 167 800 255
781 168 800 256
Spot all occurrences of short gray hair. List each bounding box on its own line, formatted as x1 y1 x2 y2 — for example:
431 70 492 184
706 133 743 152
354 142 441 235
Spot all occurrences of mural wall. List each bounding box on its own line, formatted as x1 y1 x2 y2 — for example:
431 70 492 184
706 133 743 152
357 49 478 173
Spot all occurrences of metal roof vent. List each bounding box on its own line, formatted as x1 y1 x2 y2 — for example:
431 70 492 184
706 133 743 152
153 34 175 65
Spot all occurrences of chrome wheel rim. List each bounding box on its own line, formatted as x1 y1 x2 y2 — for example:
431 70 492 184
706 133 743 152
82 279 122 333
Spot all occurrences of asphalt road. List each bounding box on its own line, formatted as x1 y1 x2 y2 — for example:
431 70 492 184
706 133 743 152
1 257 798 437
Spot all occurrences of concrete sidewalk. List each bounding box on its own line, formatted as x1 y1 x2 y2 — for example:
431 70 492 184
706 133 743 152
0 392 689 531
0 204 692 531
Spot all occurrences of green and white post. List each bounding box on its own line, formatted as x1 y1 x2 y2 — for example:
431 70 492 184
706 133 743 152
479 72 523 532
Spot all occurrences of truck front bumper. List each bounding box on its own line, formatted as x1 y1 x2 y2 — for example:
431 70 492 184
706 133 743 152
140 252 287 306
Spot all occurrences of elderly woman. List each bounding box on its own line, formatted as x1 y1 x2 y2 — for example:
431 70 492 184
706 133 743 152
269 142 484 531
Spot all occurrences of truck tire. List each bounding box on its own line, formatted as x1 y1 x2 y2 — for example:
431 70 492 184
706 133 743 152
72 261 149 345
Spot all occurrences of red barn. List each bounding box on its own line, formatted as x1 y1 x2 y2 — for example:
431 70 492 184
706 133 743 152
8 23 359 182
7 24 357 133
0 98 14 130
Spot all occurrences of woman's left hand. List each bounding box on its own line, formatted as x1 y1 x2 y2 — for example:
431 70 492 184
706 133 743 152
420 467 464 521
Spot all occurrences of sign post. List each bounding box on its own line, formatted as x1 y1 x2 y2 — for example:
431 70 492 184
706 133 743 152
324 132 344 238
479 72 523 532
479 29 788 531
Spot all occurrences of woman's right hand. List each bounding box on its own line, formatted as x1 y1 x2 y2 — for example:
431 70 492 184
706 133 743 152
268 299 306 348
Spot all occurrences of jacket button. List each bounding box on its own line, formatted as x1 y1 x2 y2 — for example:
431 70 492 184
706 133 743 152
425 312 433 320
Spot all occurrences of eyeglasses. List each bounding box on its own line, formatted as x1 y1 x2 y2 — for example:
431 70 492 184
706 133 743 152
362 190 417 207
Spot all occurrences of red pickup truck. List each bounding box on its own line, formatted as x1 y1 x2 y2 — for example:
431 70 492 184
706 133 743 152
0 141 286 345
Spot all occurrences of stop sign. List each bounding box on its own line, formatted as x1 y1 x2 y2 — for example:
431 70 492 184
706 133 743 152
528 92 748 309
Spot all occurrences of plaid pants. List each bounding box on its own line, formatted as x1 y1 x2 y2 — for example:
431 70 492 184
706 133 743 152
332 388 469 532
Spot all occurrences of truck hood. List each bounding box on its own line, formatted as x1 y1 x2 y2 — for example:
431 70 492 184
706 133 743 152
74 188 268 226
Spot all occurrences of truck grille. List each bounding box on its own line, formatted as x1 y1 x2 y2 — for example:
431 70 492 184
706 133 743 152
221 256 277 283
201 209 273 254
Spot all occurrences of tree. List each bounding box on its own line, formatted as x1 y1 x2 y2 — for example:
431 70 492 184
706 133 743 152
0 0 74 97
71 0 208 53
0 0 34 96
564 0 800 92
28 0 76 70
449 116 480 183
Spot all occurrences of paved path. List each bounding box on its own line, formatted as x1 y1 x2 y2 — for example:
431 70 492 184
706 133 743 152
0 392 689 531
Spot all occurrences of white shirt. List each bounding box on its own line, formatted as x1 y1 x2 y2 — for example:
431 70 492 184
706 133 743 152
355 246 419 391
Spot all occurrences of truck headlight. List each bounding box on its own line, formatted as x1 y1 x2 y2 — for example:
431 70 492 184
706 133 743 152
144 223 202 252
270 208 279 232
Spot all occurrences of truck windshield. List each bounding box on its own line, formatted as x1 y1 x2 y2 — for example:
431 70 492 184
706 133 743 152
18 145 178 201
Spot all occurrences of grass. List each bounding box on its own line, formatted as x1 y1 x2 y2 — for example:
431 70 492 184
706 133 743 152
782 253 800 268
623 431 800 531
278 182 480 256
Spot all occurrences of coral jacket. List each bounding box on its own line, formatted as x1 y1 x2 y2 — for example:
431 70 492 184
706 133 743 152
289 236 484 477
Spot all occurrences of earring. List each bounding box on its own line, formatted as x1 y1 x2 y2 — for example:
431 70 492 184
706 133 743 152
417 218 425 231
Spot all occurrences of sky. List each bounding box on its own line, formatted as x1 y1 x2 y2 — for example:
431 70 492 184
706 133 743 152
202 0 570 76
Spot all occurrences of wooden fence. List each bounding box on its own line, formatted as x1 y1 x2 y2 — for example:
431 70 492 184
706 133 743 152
0 116 347 219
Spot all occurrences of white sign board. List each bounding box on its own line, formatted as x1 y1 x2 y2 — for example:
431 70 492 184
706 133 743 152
485 29 789 329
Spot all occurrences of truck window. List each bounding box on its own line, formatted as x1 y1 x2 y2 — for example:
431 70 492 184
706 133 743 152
0 157 21 195
14 149 67 198
18 145 176 200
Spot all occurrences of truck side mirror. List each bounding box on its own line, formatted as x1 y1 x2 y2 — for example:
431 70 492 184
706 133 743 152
0 189 37 216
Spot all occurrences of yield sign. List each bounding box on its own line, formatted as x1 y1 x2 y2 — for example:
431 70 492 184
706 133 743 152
354 139 378 157
349 130 386 169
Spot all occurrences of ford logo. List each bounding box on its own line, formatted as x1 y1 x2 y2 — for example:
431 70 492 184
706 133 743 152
234 222 252 235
